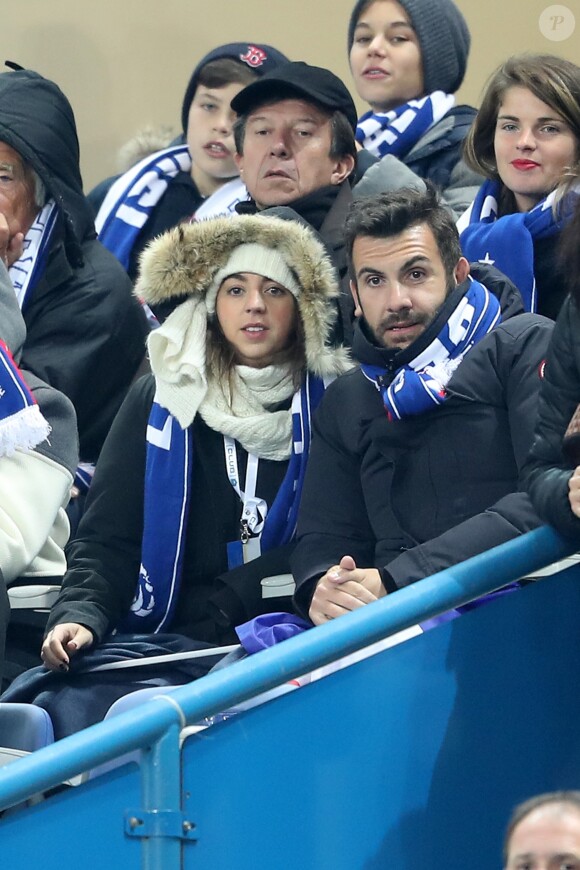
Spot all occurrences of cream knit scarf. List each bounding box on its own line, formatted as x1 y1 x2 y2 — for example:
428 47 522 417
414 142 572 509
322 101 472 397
200 365 295 461
147 296 296 461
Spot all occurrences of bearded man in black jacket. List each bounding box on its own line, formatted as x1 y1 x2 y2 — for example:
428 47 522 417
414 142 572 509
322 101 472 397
291 186 553 625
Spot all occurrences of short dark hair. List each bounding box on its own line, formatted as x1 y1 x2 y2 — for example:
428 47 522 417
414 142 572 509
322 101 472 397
233 100 356 164
196 57 259 91
503 791 580 866
464 54 580 213
345 185 463 285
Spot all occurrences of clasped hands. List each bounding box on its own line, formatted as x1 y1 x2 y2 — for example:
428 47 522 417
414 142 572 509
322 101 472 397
309 555 386 625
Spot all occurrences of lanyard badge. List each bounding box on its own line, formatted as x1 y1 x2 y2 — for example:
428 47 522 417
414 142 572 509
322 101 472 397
224 436 268 567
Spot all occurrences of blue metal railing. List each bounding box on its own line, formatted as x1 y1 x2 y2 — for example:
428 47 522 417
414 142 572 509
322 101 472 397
0 524 577 813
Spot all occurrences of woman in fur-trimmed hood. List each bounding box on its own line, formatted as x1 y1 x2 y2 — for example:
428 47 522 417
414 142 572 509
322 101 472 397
41 215 351 673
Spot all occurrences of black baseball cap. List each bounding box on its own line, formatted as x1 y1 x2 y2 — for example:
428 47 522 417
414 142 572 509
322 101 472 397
231 61 358 132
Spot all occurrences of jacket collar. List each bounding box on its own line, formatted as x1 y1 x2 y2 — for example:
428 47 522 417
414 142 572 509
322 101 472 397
235 183 346 235
405 105 477 161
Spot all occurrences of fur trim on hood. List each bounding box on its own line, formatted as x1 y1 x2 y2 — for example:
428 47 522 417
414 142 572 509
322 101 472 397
136 214 351 378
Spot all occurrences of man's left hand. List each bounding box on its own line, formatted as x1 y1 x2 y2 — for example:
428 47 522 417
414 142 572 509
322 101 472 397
309 555 386 625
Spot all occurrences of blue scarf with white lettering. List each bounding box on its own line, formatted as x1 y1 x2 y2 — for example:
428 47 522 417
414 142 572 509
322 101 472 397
360 279 501 421
457 181 566 312
120 372 326 633
356 92 455 159
95 145 192 269
9 201 58 312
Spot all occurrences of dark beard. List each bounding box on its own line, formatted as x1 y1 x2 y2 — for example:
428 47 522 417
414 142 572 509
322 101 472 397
373 309 431 349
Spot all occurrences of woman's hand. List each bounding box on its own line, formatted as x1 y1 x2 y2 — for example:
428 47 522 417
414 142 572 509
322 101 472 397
41 623 94 671
568 466 580 518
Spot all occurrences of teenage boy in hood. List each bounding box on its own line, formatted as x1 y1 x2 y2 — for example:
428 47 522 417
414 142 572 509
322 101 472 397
0 67 149 473
94 42 289 283
291 186 552 624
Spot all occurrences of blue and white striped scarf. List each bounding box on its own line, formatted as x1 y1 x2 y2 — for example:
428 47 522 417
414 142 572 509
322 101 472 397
457 181 564 312
192 177 248 222
120 373 326 633
95 145 192 269
9 201 58 311
360 278 501 420
96 146 250 267
356 91 455 159
8 200 90 490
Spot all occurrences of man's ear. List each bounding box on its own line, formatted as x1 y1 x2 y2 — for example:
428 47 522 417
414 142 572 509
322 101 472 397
234 152 244 173
350 279 363 317
454 256 470 285
330 154 356 186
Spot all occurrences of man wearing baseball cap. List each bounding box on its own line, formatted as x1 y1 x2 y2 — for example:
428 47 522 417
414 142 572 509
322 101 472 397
230 61 360 344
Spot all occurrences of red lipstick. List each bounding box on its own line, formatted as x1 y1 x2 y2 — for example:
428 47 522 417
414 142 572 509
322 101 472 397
511 159 540 171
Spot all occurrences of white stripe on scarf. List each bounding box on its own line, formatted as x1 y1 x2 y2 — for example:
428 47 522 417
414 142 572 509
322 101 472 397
95 145 192 237
9 201 58 309
356 92 455 159
192 177 249 221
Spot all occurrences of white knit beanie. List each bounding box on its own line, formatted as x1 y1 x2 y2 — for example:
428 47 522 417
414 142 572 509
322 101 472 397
205 243 301 314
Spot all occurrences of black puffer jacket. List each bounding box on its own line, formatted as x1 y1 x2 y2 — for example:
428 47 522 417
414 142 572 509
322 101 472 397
292 275 553 616
0 69 149 461
523 295 580 538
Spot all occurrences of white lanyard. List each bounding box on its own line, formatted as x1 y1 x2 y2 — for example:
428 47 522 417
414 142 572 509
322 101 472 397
223 436 268 560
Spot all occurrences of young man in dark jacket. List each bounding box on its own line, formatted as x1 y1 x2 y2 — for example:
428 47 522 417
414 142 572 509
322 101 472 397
92 42 289 284
291 186 553 624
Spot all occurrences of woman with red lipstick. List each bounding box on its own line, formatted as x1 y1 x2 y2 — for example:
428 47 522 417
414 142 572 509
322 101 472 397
459 54 580 319
40 214 351 675
348 0 482 216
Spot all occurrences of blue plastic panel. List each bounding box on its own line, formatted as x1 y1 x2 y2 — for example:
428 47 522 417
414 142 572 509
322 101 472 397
181 568 580 870
0 763 142 869
0 555 579 870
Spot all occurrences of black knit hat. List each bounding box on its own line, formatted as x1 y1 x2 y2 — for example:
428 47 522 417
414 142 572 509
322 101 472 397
230 61 358 132
347 0 470 96
181 43 289 133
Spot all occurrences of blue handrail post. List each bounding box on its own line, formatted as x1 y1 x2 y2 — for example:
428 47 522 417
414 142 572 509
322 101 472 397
125 718 191 870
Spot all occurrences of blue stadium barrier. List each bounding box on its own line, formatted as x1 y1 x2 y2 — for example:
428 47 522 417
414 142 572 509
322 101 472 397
0 525 579 869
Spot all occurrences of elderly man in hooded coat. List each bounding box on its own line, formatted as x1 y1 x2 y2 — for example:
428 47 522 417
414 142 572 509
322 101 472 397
0 66 148 480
